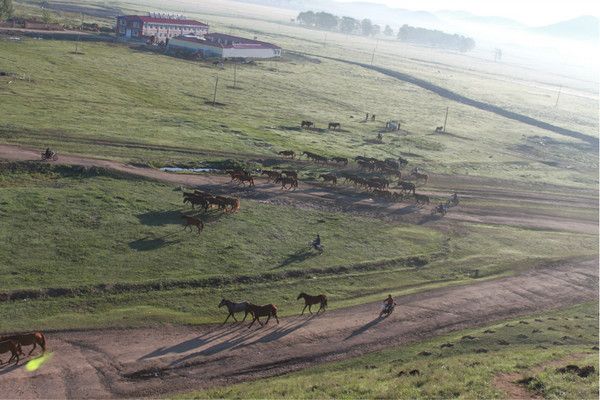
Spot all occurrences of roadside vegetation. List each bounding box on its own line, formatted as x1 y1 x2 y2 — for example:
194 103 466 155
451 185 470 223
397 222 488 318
182 302 599 399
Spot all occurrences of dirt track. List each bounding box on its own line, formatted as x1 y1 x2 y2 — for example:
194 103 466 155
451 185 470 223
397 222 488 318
0 258 596 398
0 144 597 234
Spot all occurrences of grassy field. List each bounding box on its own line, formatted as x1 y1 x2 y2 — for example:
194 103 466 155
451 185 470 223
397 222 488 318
0 18 598 188
181 302 599 399
0 164 596 331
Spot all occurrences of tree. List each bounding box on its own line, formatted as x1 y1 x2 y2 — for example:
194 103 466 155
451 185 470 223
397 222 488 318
340 16 358 34
297 11 316 26
360 18 373 36
0 0 14 20
383 25 393 36
371 24 381 36
315 12 338 31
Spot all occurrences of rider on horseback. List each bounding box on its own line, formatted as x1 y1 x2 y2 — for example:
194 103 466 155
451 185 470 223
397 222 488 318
44 148 53 158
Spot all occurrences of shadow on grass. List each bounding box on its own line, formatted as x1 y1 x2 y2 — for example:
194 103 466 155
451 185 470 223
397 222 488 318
129 234 182 251
275 248 320 269
137 210 183 226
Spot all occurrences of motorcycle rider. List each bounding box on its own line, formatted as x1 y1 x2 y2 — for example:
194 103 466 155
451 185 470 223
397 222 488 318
382 294 396 314
311 234 322 252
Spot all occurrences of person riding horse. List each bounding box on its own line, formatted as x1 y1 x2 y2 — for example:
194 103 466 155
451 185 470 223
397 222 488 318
44 148 53 158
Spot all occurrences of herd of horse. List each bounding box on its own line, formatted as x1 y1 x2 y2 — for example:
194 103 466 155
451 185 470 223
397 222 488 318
300 121 341 131
218 292 327 327
0 332 46 366
181 190 241 234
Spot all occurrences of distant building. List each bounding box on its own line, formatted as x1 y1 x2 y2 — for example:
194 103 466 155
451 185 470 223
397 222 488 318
167 33 282 59
116 14 208 42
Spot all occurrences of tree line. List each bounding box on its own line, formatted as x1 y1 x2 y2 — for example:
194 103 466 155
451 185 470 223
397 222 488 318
295 10 476 52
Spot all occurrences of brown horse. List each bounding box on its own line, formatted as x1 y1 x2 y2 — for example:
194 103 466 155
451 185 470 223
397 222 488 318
0 332 46 356
328 122 340 130
414 193 430 205
0 340 21 364
301 121 314 129
247 303 279 328
261 170 282 182
281 170 298 179
275 176 298 190
181 215 204 234
297 293 327 314
411 172 429 183
330 157 348 165
223 197 240 213
278 150 295 159
237 175 255 187
319 173 337 185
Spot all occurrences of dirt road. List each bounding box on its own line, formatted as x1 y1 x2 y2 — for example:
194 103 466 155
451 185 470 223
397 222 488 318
0 144 596 234
0 258 596 398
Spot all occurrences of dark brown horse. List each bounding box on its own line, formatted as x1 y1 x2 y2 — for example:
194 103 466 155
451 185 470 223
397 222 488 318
181 215 204 234
328 122 340 130
319 173 337 185
0 332 46 356
297 293 327 314
278 150 295 159
0 340 21 364
247 303 279 328
414 193 430 205
261 170 282 182
301 121 314 129
275 176 298 190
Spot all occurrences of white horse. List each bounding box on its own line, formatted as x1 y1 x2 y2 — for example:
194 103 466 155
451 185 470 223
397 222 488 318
218 299 251 323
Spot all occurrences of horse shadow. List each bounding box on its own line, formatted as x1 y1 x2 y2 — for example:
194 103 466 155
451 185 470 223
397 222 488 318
140 325 245 360
344 317 385 340
278 125 302 132
247 315 317 344
129 233 181 251
275 248 320 269
137 210 183 226
0 361 21 375
417 213 442 225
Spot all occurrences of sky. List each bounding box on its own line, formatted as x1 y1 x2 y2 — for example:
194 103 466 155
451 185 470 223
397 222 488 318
337 0 600 25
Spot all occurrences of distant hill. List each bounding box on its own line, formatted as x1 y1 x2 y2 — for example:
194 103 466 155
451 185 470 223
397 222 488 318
436 10 524 28
533 15 599 42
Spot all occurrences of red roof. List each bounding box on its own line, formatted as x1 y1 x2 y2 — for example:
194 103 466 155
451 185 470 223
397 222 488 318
120 15 208 27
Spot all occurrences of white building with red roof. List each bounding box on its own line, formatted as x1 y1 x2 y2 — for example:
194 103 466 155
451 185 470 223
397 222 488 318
116 14 208 42
167 33 282 59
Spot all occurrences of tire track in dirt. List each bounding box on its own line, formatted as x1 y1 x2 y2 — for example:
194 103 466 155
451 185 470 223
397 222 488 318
0 258 596 398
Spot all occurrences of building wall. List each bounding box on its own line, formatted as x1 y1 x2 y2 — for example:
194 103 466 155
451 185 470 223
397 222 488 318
142 23 207 41
222 47 282 59
167 38 223 57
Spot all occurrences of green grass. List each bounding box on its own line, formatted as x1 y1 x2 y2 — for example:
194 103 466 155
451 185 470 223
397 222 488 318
0 24 597 188
180 302 599 399
0 165 596 331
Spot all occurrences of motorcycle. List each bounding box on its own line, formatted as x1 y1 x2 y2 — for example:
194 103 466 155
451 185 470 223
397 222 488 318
41 151 58 161
379 303 395 318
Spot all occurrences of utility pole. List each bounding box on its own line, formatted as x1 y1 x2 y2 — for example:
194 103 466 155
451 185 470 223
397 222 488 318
555 85 562 107
75 13 83 54
212 75 219 106
233 63 237 89
370 38 379 65
443 106 449 132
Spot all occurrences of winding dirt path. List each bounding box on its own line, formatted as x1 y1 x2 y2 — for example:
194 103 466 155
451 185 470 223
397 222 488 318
0 144 597 234
0 258 596 398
